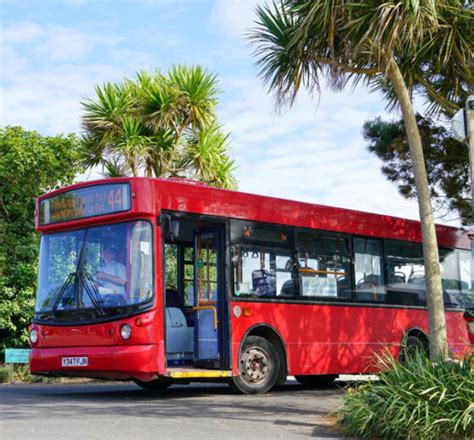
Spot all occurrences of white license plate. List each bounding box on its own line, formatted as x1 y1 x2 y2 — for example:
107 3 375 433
61 356 88 367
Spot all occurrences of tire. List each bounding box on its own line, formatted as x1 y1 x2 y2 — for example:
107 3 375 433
134 377 173 391
400 335 428 362
295 374 337 388
231 336 280 394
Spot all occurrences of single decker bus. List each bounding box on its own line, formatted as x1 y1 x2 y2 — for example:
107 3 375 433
30 177 474 393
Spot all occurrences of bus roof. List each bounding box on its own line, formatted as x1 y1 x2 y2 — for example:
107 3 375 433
36 177 470 250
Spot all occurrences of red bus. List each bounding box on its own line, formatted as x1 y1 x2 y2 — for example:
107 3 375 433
30 177 473 393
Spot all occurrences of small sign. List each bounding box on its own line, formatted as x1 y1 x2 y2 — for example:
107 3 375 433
5 348 31 364
197 258 204 269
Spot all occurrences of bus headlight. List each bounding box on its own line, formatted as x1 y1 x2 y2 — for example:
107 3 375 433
120 324 132 340
30 328 39 344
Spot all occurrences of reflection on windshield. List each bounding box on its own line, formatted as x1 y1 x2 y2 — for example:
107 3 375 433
36 221 153 320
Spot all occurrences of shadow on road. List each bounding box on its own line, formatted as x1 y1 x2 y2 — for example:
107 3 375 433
0 382 348 439
0 381 342 419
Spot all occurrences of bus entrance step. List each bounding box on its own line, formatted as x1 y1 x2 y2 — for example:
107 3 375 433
166 368 232 379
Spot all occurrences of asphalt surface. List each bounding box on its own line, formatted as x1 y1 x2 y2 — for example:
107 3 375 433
0 380 351 440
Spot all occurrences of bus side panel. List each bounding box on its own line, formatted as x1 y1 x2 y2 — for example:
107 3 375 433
230 302 471 376
446 311 472 356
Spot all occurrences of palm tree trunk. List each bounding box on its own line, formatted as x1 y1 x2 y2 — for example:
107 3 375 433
387 58 448 361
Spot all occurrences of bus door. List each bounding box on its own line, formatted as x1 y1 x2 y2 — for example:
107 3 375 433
193 228 225 368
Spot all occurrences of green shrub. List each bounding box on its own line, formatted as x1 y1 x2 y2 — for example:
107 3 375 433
0 367 8 383
340 354 474 440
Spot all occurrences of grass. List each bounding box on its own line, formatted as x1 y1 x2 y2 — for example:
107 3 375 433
0 367 9 383
0 364 61 384
339 354 474 440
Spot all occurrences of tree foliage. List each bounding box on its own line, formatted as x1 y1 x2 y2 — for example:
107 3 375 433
364 115 470 224
250 1 472 114
82 65 237 189
0 126 84 350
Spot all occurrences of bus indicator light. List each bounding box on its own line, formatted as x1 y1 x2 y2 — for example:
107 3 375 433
243 307 252 317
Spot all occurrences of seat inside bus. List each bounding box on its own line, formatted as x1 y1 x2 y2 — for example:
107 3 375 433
165 306 193 362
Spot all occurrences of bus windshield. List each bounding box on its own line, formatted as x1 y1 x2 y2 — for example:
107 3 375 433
35 220 153 321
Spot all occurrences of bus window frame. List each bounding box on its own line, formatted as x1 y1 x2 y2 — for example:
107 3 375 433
32 217 156 326
229 220 466 312
295 227 354 303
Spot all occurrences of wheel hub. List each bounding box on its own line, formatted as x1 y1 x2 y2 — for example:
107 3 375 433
241 347 269 383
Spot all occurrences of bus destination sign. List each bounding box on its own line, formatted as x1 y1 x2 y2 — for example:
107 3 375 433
39 183 131 225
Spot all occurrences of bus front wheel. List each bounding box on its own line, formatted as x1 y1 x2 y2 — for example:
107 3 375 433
231 335 280 394
134 377 173 391
295 374 337 388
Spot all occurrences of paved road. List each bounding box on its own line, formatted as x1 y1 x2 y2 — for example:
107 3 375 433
0 380 351 440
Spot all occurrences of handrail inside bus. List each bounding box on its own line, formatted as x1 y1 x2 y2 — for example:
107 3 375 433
193 305 218 330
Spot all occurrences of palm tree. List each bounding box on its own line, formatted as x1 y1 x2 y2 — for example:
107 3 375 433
250 0 473 361
81 65 237 189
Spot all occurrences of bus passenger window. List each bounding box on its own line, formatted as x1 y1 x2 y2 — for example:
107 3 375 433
440 249 474 309
354 238 385 303
458 250 474 308
385 240 425 306
297 233 352 300
232 244 296 298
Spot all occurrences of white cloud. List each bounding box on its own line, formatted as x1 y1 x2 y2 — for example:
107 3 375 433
35 27 99 62
211 0 263 39
2 22 43 43
217 74 425 222
0 22 130 133
1 63 124 134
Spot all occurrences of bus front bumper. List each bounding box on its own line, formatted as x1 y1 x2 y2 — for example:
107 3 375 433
30 344 162 382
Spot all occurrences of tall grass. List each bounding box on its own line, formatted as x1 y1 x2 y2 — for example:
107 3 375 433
340 354 474 440
0 367 8 383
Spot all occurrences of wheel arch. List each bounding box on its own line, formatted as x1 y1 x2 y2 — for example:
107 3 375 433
240 323 288 384
403 327 429 344
400 327 430 357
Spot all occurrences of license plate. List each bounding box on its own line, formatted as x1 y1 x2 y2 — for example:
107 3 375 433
61 356 88 367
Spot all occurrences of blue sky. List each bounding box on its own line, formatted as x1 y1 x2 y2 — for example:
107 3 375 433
1 0 445 224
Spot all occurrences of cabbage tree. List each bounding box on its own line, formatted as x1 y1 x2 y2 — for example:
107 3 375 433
82 65 236 189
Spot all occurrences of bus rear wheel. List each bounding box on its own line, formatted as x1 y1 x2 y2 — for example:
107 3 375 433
400 335 428 362
231 336 280 394
134 377 173 391
295 374 337 388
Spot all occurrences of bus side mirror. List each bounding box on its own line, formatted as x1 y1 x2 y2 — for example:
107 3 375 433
158 214 172 240
158 215 179 241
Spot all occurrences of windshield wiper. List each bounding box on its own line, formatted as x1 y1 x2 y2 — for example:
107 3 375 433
50 272 76 319
48 229 106 319
74 229 106 316
81 270 106 316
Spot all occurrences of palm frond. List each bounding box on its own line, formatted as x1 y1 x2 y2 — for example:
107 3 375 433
168 64 219 129
81 66 236 187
